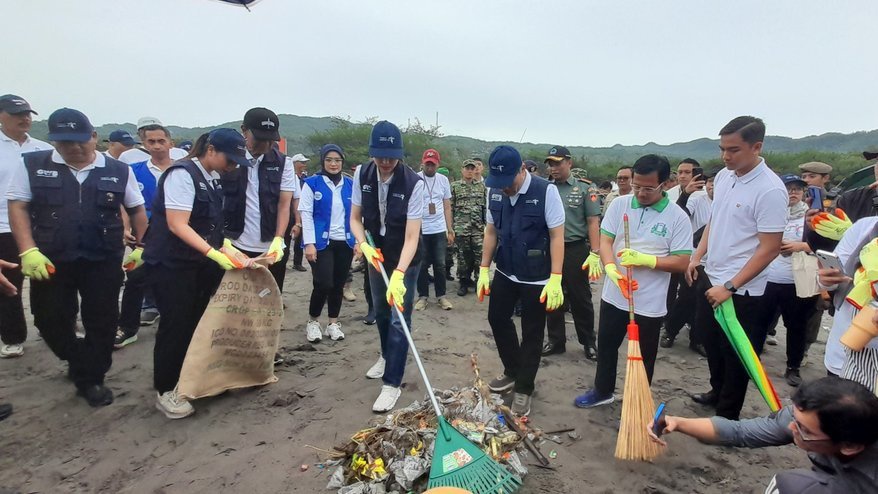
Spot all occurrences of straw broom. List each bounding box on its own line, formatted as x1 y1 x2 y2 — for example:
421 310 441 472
614 214 663 461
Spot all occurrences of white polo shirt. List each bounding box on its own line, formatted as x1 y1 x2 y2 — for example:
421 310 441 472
119 147 187 164
704 160 788 296
0 132 53 233
7 150 145 209
351 164 426 236
299 175 348 245
232 154 299 252
418 171 452 235
600 193 693 317
685 193 712 237
162 158 220 211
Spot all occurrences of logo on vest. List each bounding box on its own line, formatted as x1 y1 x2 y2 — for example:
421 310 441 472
363 184 373 193
491 193 502 202
199 182 209 191
313 191 323 201
261 119 276 128
138 182 144 191
100 176 119 183
265 167 279 171
650 222 669 238
525 198 540 206
392 193 405 200
36 169 59 178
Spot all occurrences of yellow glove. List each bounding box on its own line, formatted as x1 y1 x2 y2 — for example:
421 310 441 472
359 241 384 271
539 273 564 312
266 236 285 263
123 247 144 272
846 239 878 309
386 269 406 311
582 251 603 281
477 266 491 302
811 209 852 241
605 263 639 300
222 238 244 257
617 248 657 269
206 248 243 270
19 247 55 281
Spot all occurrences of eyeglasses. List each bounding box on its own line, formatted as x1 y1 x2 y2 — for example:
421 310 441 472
631 184 663 193
324 158 344 164
791 418 831 442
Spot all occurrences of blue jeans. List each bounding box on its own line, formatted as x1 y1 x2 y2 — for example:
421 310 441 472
368 263 420 387
417 232 447 298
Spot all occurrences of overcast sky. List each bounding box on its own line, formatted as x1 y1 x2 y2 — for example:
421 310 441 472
7 0 877 147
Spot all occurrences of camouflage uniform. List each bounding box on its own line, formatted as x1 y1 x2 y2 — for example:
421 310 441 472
451 177 486 284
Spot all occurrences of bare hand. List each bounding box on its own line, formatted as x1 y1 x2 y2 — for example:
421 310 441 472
353 242 362 259
0 260 19 296
446 231 455 245
705 285 732 308
805 208 821 225
685 178 705 195
780 241 808 256
646 416 680 447
304 244 317 263
818 267 850 287
124 229 136 245
685 260 700 286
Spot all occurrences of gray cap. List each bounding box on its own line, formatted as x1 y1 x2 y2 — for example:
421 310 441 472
798 161 833 174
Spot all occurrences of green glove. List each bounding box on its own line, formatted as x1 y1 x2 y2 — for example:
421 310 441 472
266 236 285 262
386 269 406 311
123 247 144 272
539 273 564 311
617 248 657 269
20 247 55 281
477 265 491 302
811 209 852 241
206 248 242 270
582 251 603 281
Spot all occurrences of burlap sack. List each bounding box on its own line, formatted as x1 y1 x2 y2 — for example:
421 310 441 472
178 257 283 399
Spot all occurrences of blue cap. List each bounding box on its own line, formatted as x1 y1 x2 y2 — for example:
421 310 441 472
178 140 193 151
104 130 137 146
320 143 345 163
780 174 806 188
47 108 95 142
486 145 523 188
207 128 251 168
368 120 404 160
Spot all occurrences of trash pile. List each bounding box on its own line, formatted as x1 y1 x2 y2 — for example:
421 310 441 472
321 355 553 494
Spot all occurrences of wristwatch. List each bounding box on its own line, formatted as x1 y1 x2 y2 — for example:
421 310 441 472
723 281 737 293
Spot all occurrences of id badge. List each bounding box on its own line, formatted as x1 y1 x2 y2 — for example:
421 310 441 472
428 203 436 215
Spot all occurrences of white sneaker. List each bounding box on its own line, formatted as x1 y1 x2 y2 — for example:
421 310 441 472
306 320 322 343
0 344 23 358
372 385 401 413
366 356 386 379
156 387 194 419
415 297 428 311
325 322 345 341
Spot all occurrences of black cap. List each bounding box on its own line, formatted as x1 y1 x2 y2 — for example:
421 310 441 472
0 94 36 115
47 108 95 142
103 130 137 146
864 151 878 161
544 145 571 163
243 107 280 141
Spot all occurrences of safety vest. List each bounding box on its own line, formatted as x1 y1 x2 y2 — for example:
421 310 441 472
488 176 552 282
130 160 158 218
305 174 355 250
222 148 285 242
359 162 422 271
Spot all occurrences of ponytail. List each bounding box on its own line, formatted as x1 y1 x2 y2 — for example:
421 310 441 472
184 132 211 161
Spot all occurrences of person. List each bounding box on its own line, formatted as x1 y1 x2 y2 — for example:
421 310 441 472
222 108 298 289
834 154 878 223
7 108 148 407
452 159 486 296
119 117 187 164
687 116 787 420
299 144 354 343
664 171 677 191
436 166 455 282
289 152 309 273
759 175 818 386
479 145 566 416
177 140 193 152
350 120 425 413
800 161 832 194
542 145 602 360
142 128 250 419
415 149 454 311
574 154 692 408
648 377 878 494
602 166 632 216
473 158 485 183
0 258 18 420
666 158 706 202
114 123 178 348
103 130 138 159
799 161 834 358
0 94 52 359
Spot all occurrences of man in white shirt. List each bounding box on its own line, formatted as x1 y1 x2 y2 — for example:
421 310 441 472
119 117 187 164
603 166 633 216
0 95 52 358
288 153 309 272
415 149 454 311
686 116 787 420
667 158 706 203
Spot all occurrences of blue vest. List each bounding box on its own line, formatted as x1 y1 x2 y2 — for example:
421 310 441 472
359 162 422 271
305 175 355 250
130 161 158 218
222 148 286 242
487 176 552 282
23 150 129 262
143 160 224 268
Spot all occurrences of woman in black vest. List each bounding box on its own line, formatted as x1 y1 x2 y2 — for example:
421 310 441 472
142 128 251 419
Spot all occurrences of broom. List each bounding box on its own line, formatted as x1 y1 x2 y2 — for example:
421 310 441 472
614 214 663 461
365 232 521 493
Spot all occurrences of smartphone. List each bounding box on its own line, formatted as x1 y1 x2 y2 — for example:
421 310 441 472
652 402 667 437
692 167 704 180
808 186 825 211
815 250 845 273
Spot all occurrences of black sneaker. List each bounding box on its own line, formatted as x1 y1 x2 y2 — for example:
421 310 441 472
77 384 114 407
660 333 675 348
363 309 376 325
488 374 515 393
114 327 138 349
784 368 802 387
446 271 455 281
0 403 12 421
293 265 307 272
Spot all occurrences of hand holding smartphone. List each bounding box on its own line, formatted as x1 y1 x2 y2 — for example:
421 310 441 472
652 402 667 437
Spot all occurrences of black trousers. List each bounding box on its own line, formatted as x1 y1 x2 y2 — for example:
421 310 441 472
695 273 769 420
293 232 304 267
308 240 354 318
666 273 680 316
31 259 123 389
0 233 26 345
151 262 223 393
239 247 286 291
417 232 448 298
546 240 595 348
118 264 148 331
488 272 546 395
665 273 698 342
363 267 373 311
594 301 663 395
760 282 817 369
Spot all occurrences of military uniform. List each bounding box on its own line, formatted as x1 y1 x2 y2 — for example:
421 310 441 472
451 177 486 290
546 175 602 355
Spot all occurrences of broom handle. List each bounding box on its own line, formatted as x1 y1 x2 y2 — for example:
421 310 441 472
365 231 444 419
623 214 635 322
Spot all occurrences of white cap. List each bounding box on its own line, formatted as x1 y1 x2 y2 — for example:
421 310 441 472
137 116 163 129
290 153 309 162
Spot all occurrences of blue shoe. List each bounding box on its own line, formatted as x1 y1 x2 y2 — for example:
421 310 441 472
574 389 614 408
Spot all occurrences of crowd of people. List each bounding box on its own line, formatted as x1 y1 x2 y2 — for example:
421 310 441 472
1 94 876 491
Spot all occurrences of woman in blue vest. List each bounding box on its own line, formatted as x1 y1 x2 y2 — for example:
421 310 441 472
298 144 355 343
141 128 250 419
